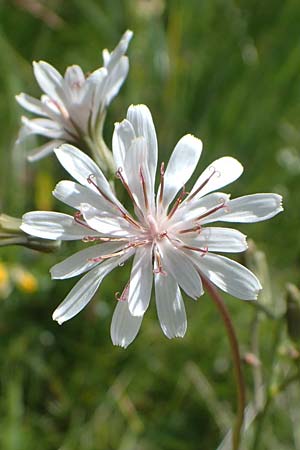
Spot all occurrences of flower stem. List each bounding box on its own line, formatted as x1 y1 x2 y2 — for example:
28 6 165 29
201 276 246 450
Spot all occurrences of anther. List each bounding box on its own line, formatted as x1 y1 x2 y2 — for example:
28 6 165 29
115 282 130 302
115 167 123 179
74 212 93 230
158 231 168 240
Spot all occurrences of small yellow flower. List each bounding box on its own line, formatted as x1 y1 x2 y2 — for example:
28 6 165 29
12 267 38 294
0 261 11 298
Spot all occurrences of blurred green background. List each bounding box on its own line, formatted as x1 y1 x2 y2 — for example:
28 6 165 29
1 1 300 449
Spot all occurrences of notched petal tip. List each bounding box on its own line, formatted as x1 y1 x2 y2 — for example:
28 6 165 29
52 310 64 325
275 194 284 211
127 103 150 114
112 340 128 349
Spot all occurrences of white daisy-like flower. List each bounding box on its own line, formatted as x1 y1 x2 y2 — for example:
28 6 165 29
16 30 133 170
21 104 283 348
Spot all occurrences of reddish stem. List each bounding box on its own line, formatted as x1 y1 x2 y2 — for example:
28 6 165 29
201 275 246 450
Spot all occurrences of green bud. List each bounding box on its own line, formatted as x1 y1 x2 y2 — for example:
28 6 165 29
0 213 61 253
286 283 300 344
245 239 272 306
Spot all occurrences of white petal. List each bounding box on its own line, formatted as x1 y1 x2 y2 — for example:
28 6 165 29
201 193 283 224
161 134 202 209
21 211 97 240
184 227 247 253
197 253 262 300
81 203 132 237
123 136 153 215
128 246 153 316
189 157 244 200
104 30 133 71
50 242 124 279
52 252 133 324
112 119 135 169
21 117 65 139
158 239 203 299
111 300 142 348
16 93 49 117
103 57 129 106
172 192 230 226
88 67 108 127
53 180 113 212
64 65 85 88
127 104 158 191
33 61 67 105
155 272 187 339
27 140 64 162
54 144 120 206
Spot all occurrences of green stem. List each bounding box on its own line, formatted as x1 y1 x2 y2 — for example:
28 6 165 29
250 321 283 450
201 276 245 450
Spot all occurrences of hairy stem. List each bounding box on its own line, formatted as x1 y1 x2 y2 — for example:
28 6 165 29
201 276 246 450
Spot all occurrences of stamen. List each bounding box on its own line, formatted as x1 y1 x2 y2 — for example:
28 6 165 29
158 231 168 240
88 240 150 263
115 282 130 302
88 172 143 230
87 174 114 205
120 211 143 229
47 98 69 120
140 167 149 210
115 167 136 204
159 162 165 204
153 248 167 275
168 185 188 219
88 248 127 262
74 212 93 230
82 236 129 243
188 166 221 201
179 224 202 234
182 244 208 256
115 168 145 222
194 199 227 222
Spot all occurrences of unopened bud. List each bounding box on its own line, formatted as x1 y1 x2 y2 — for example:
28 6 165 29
286 283 300 344
0 213 61 253
245 239 271 306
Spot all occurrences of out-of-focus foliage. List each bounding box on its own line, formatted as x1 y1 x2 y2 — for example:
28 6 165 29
0 1 300 449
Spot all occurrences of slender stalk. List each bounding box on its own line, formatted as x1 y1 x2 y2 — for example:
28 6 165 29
201 276 246 450
250 312 264 412
250 321 283 450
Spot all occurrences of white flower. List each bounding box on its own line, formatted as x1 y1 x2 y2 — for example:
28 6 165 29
16 30 133 169
21 104 283 348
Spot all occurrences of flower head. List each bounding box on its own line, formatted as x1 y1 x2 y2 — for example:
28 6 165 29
21 104 283 348
16 30 133 171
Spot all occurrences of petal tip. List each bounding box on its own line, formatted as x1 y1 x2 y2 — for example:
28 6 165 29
52 313 63 325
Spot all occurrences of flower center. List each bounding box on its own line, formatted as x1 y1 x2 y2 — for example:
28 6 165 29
146 214 166 242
